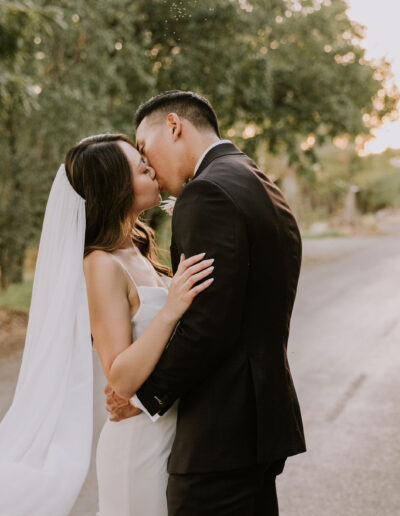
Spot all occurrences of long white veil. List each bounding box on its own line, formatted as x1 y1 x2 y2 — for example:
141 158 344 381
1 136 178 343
0 164 93 515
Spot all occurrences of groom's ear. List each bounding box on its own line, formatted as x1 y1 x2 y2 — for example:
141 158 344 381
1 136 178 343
167 113 182 141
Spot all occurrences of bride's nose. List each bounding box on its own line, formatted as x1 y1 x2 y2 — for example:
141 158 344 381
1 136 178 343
149 168 157 181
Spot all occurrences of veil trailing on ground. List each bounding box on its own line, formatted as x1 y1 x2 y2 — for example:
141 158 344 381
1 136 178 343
0 165 93 516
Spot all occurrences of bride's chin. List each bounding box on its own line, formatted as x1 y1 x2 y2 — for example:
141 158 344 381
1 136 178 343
149 194 162 209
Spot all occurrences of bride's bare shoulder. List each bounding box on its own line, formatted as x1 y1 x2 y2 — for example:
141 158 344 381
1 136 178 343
83 250 121 282
84 249 112 268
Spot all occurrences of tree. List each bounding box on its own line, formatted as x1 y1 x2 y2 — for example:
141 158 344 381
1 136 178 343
0 0 397 288
0 1 65 288
261 0 398 162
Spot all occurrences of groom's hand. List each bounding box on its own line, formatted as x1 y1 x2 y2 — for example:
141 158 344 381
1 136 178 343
104 384 142 421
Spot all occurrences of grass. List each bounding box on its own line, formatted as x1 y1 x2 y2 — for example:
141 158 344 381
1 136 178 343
0 220 173 315
0 279 33 313
2 147 399 314
0 220 172 314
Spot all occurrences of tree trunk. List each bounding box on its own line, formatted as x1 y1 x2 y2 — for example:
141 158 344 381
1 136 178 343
2 107 26 287
10 245 26 283
344 185 360 225
0 249 10 291
281 162 300 217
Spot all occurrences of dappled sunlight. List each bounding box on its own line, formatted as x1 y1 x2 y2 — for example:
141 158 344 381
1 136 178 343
348 0 400 155
359 111 400 155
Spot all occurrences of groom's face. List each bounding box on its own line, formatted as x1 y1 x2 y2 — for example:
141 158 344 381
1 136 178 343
135 114 186 196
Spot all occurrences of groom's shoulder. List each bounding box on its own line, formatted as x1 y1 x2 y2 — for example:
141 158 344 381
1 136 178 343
203 149 260 181
176 177 235 209
199 150 264 197
176 149 265 209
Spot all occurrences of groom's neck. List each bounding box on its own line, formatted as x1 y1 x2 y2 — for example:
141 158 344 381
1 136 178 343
186 132 220 181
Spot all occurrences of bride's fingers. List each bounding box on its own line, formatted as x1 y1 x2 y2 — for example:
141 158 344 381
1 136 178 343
107 395 128 409
115 399 129 408
181 258 214 282
185 266 214 289
189 277 214 296
177 252 206 273
104 384 113 395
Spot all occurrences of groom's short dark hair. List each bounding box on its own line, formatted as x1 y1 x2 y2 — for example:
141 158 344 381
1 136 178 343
133 90 220 137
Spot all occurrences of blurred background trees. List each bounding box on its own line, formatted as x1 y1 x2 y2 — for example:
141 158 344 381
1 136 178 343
0 0 398 293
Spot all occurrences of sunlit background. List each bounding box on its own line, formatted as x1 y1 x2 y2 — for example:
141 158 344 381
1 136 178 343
1 0 399 299
1 2 400 515
348 0 400 155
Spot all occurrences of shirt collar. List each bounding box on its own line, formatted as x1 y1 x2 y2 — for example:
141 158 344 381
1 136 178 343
193 140 232 177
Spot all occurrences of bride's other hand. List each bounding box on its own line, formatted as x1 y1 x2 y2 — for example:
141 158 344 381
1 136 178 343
162 252 214 322
104 383 142 421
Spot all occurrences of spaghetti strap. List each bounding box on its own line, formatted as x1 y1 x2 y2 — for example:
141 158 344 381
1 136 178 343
108 253 138 290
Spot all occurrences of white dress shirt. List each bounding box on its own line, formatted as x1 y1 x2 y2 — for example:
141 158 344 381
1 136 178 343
130 139 232 421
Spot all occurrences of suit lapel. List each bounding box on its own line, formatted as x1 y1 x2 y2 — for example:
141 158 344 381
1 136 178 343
193 142 243 180
170 142 243 268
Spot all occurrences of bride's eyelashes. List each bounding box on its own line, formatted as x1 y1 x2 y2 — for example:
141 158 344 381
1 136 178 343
138 161 150 174
139 157 152 175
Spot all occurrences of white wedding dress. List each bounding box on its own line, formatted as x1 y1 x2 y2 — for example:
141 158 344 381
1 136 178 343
96 254 178 516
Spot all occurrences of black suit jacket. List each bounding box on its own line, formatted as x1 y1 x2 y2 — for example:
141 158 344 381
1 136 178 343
136 142 306 474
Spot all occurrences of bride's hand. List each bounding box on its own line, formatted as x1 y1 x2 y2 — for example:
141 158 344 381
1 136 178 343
162 252 214 322
105 384 142 421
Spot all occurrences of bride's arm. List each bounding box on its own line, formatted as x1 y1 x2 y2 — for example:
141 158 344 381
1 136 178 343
83 251 214 399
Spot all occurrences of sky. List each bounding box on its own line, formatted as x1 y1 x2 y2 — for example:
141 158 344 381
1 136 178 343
347 0 400 154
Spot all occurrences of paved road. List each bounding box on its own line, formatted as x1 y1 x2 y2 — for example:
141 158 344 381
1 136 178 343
277 227 400 516
1 227 399 515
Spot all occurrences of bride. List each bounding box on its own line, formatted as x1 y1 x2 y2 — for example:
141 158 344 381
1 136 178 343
0 133 213 516
70 133 214 515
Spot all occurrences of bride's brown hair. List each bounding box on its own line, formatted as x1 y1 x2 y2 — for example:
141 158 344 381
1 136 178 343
64 133 171 277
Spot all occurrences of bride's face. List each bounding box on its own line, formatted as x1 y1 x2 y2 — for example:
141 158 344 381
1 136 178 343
117 140 161 215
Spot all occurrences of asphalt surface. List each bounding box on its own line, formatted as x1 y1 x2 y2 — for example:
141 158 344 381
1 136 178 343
1 227 399 515
277 227 400 516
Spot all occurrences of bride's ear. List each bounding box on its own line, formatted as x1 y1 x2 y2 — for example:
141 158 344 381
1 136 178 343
167 113 182 141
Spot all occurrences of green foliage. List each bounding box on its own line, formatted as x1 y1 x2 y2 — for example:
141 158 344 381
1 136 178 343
249 0 398 161
356 151 400 213
0 278 33 312
0 0 398 288
303 146 400 222
358 170 400 212
0 1 65 288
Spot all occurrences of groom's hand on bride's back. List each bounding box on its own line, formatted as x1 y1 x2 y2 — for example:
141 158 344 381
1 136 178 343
104 384 142 421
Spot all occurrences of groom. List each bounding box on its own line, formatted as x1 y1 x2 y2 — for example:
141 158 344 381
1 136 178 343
108 90 306 515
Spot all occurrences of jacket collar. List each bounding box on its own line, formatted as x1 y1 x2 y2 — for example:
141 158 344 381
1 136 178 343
192 142 243 180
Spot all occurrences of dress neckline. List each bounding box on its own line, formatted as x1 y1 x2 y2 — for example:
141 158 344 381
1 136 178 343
108 253 169 322
108 252 167 289
131 285 168 322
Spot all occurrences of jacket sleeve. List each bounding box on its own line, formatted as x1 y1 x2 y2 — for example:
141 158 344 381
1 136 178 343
136 178 249 415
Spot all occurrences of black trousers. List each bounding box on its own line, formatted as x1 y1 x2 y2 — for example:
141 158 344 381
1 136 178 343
167 459 286 516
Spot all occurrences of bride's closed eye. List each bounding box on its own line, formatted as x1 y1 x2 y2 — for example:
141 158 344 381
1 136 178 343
140 157 151 174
